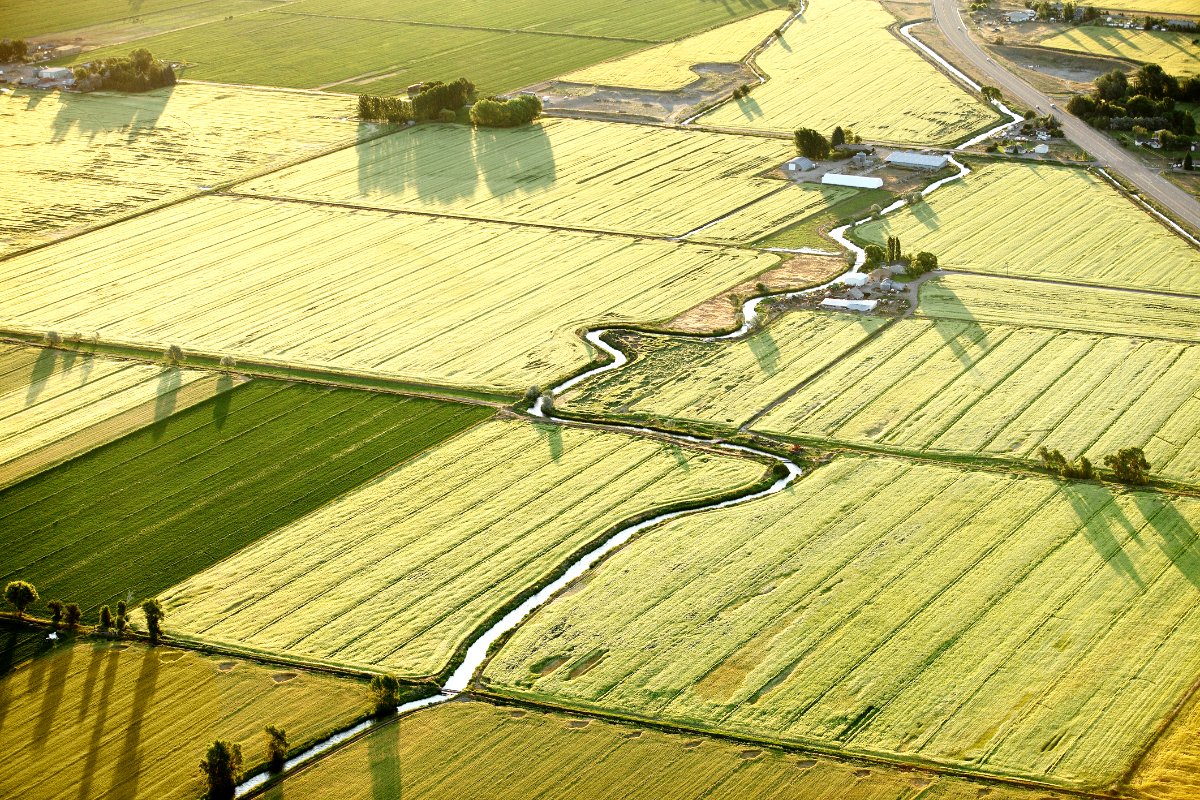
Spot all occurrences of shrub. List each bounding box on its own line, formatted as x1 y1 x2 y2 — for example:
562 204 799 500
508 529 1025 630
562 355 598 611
539 394 556 416
44 331 62 346
99 605 113 632
1104 447 1151 485
524 385 541 405
116 600 128 635
1038 447 1095 479
469 94 542 128
437 108 457 123
64 603 82 629
265 726 288 772
72 48 175 93
165 344 184 363
357 94 413 124
219 354 236 369
47 600 64 630
864 244 886 267
4 581 38 617
368 675 402 717
199 740 243 800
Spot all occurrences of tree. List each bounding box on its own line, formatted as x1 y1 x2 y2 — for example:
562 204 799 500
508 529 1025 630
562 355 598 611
1104 447 1151 485
4 581 38 617
469 94 542 128
99 605 113 632
116 600 128 635
886 235 902 263
1095 69 1129 103
980 85 1001 102
199 740 244 800
524 385 541 405
1134 63 1178 101
1184 151 1194 170
863 244 886 268
793 127 831 159
1038 447 1094 479
64 603 82 629
265 726 288 772
368 675 402 717
142 598 165 645
831 126 845 148
907 251 938 277
47 600 64 630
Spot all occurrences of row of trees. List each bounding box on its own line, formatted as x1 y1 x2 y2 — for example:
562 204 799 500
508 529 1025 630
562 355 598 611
359 78 544 128
199 725 289 799
411 78 474 120
862 235 939 278
0 39 28 62
3 581 164 643
72 48 176 93
1068 65 1199 146
1039 446 1152 484
469 94 542 128
356 94 413 124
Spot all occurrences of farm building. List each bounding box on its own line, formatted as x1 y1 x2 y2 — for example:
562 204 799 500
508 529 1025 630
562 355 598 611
1007 10 1035 22
784 156 816 172
820 297 878 312
37 67 74 82
822 173 883 189
885 151 948 170
1033 144 1049 154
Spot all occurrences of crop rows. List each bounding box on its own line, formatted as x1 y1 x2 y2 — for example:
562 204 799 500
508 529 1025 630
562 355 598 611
241 118 797 239
266 699 1053 800
1038 27 1200 77
698 0 996 144
0 83 359 256
0 194 778 392
4 0 210 38
486 455 1200 787
0 642 364 800
0 381 489 611
557 10 789 91
687 184 856 245
158 418 765 677
857 161 1200 292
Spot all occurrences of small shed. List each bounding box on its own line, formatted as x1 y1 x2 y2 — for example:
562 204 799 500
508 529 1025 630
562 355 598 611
822 173 883 189
820 298 878 313
1033 143 1049 154
785 156 815 172
840 272 869 287
885 151 948 170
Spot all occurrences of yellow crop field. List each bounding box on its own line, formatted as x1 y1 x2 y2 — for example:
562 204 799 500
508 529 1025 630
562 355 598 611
1039 27 1200 77
157 418 766 678
486 455 1200 788
261 700 1051 800
1078 0 1200 14
0 344 224 483
0 84 361 256
556 10 790 90
561 310 885 427
917 273 1200 342
697 0 997 144
240 118 799 239
857 162 1200 292
755 317 1200 485
0 641 365 800
0 195 779 393
687 184 856 245
1133 682 1200 800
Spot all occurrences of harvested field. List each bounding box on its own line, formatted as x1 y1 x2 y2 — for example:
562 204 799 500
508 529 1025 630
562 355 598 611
755 317 1200 485
917 273 1200 342
0 382 490 611
485 455 1200 788
561 310 886 427
556 11 790 90
855 161 1200 292
0 194 779 393
1038 27 1200 77
0 641 364 800
157 418 767 677
0 84 360 256
240 118 799 239
698 0 997 144
259 700 1050 800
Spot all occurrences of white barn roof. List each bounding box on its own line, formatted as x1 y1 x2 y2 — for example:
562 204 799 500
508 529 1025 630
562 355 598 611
885 151 949 169
821 173 883 189
820 298 878 313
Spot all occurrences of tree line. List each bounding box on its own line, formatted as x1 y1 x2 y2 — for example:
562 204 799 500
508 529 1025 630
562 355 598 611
1038 446 1152 485
72 48 176 93
3 580 164 642
793 125 863 159
1068 64 1199 149
469 94 542 128
357 77 541 128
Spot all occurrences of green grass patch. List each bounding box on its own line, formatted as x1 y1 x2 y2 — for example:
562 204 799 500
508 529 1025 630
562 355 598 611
0 381 492 614
755 188 893 250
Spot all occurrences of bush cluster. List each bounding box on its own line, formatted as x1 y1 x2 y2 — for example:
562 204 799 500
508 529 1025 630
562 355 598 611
411 77 474 120
1068 65 1199 148
72 48 175 93
469 94 542 128
357 94 414 124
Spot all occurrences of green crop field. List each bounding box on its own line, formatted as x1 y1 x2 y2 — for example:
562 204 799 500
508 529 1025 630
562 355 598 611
697 0 997 144
0 84 360 256
1038 27 1200 77
856 161 1200 292
560 311 885 428
260 700 1051 800
157 418 766 677
917 273 1200 342
0 381 490 613
686 184 856 246
0 194 779 393
756 188 895 250
755 317 1200 485
28 0 278 48
486 454 1200 788
0 641 364 800
0 0 224 38
240 118 799 239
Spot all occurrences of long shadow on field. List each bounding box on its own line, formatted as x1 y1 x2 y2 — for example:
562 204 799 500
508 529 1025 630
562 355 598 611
538 422 564 462
149 367 182 441
108 649 160 800
51 85 171 146
1063 483 1145 589
368 723 401 800
25 348 58 406
357 124 479 205
748 329 780 375
78 645 121 800
32 643 74 751
730 94 763 120
1133 492 1200 591
474 124 556 200
212 374 235 430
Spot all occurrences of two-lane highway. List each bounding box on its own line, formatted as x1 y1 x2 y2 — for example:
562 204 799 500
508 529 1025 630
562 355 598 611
930 0 1200 234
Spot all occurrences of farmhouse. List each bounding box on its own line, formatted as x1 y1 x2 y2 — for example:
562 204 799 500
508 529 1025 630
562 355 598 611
885 150 949 170
823 173 883 189
784 156 816 172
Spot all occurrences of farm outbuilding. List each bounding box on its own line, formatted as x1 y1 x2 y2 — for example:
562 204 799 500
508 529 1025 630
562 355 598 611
820 298 878 312
885 151 948 170
37 67 74 82
784 156 816 172
822 173 883 189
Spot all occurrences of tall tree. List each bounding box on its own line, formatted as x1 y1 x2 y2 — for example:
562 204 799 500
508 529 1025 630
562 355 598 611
199 740 244 800
142 598 165 645
265 726 289 772
99 605 113 632
64 603 82 629
793 127 831 159
47 600 64 630
3 581 38 617
1104 447 1151 485
830 126 845 148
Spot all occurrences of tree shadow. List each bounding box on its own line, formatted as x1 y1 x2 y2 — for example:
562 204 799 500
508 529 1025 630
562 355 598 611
50 85 173 146
108 649 160 800
666 442 691 472
537 422 564 462
731 94 763 120
357 124 479 205
32 644 74 751
368 724 401 800
1062 482 1145 590
25 348 58 406
149 367 182 441
474 124 556 200
212 374 235 430
748 329 780 375
77 645 121 800
1133 492 1200 591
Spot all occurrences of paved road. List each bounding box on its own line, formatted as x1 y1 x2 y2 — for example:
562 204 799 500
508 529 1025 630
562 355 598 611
929 0 1200 234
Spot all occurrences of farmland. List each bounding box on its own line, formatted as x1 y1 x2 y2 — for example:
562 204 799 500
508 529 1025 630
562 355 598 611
756 187 895 250
0 84 361 256
855 161 1200 292
0 381 490 612
0 345 233 487
260 700 1050 800
697 0 997 144
0 194 779 392
560 311 886 427
1037 27 1200 77
916 273 1200 342
485 454 1200 788
686 184 857 246
556 11 790 91
1132 677 1200 800
0 641 365 800
1 0 226 38
1071 0 1200 14
156 418 767 677
240 118 798 239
